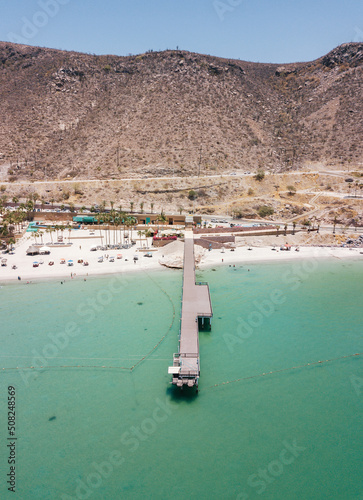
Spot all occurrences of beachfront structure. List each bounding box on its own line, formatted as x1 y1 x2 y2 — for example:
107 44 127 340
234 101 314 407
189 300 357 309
133 214 202 226
73 216 98 224
168 230 213 390
32 211 201 227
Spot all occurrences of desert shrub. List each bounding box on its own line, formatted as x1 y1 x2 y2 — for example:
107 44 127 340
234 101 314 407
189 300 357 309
73 183 84 195
287 185 296 195
247 188 254 196
188 190 198 200
258 205 274 217
254 170 265 181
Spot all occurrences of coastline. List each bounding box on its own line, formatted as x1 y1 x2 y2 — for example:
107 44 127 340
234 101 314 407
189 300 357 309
1 226 361 285
198 244 362 271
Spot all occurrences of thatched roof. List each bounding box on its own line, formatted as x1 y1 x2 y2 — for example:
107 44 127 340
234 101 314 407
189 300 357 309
26 245 39 255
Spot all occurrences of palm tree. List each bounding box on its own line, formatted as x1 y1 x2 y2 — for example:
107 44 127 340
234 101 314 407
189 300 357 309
32 192 39 210
32 229 39 245
26 199 34 220
157 211 167 224
11 211 21 234
150 202 154 214
292 221 296 235
7 237 15 252
113 214 120 245
100 213 107 246
110 204 116 245
125 216 137 244
96 214 103 245
130 201 134 213
118 209 127 244
284 224 287 236
137 230 143 247
140 202 144 214
46 227 53 243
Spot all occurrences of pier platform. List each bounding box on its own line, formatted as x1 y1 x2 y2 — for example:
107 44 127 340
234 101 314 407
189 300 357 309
168 230 213 389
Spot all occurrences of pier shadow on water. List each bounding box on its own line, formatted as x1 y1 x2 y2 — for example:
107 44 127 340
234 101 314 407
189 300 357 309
166 385 199 403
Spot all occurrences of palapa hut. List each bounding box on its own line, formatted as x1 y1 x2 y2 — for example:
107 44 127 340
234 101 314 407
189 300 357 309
26 245 39 255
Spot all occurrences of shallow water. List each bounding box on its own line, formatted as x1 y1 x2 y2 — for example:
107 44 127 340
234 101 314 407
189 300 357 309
0 260 362 499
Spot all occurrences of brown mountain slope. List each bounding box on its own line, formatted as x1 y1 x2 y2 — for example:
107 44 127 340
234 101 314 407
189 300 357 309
0 42 362 181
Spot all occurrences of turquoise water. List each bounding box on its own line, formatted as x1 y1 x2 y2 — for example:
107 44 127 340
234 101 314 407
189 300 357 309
0 259 362 499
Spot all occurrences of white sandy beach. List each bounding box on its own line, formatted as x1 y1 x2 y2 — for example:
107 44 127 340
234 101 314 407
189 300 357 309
0 228 361 283
199 243 362 269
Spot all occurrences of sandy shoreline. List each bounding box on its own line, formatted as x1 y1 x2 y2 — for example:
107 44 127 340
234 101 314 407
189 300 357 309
0 228 361 284
199 244 362 269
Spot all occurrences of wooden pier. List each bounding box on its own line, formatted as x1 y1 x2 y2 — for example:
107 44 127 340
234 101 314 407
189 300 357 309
168 230 213 389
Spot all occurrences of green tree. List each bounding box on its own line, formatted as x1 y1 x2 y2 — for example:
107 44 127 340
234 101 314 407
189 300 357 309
254 170 265 181
258 205 274 217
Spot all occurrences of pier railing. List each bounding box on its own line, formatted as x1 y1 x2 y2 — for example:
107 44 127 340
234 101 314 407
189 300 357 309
173 352 199 359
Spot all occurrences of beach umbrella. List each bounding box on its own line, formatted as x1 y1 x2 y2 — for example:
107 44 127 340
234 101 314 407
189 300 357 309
26 245 39 255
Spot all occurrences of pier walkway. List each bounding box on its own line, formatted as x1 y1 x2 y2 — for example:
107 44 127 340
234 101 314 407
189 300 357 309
168 230 213 389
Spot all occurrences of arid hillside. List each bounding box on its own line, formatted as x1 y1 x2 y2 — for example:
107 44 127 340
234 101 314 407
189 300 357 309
0 42 362 181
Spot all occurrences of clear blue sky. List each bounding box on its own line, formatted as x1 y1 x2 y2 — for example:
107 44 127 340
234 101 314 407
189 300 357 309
1 0 362 63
